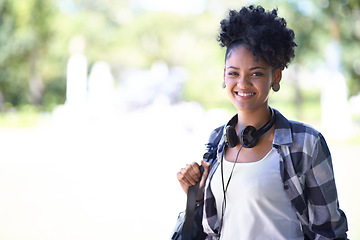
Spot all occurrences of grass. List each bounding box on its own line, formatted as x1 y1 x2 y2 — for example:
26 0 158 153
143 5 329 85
0 106 51 128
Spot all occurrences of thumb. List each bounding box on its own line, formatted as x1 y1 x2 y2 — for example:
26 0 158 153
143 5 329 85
201 160 211 176
199 160 211 189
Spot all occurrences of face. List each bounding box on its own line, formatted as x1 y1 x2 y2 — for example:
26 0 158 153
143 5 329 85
223 45 282 113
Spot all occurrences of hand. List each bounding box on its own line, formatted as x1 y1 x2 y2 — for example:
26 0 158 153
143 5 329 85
177 160 211 196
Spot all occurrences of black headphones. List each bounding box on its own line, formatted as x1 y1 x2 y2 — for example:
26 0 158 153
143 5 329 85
224 108 275 148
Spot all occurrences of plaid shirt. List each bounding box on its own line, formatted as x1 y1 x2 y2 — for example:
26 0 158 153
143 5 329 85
202 108 348 240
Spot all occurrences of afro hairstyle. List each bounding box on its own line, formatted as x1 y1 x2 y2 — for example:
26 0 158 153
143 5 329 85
217 5 297 70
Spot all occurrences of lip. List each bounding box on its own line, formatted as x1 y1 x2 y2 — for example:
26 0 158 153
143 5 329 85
234 91 256 99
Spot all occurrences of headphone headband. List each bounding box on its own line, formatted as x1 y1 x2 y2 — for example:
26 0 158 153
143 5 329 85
224 108 275 148
252 108 275 138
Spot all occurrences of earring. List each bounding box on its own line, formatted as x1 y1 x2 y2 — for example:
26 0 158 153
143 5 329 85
272 82 280 92
222 80 226 89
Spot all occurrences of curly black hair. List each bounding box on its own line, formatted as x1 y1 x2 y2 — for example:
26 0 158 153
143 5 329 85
218 5 297 70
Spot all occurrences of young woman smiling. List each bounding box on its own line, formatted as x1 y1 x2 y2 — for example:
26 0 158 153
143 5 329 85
177 5 348 240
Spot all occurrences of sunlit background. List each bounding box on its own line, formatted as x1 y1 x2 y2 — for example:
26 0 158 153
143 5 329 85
0 0 359 239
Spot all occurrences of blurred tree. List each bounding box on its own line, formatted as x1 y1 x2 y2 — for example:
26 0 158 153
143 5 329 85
324 0 360 96
51 0 225 108
0 0 56 108
0 0 359 113
285 0 360 96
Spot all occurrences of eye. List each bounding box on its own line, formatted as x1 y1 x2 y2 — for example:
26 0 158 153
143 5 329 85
251 72 264 77
228 72 239 76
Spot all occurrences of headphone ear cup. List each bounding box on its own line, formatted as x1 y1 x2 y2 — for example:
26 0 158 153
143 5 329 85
240 126 258 148
225 125 238 148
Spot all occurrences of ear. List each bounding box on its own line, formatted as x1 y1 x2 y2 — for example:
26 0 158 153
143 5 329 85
223 67 226 80
273 68 282 84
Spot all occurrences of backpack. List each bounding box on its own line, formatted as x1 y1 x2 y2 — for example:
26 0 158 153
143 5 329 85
171 125 224 240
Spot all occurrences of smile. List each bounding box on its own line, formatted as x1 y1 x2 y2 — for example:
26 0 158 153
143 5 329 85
236 92 255 97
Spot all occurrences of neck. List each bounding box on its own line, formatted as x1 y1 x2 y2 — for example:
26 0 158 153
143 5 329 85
236 106 271 131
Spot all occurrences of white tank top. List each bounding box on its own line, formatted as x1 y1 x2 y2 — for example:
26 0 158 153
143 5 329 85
210 148 303 240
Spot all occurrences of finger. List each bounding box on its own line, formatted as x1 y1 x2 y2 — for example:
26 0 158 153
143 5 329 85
188 162 202 179
179 167 197 185
201 160 211 176
199 160 211 189
183 163 201 182
177 171 193 186
176 172 190 194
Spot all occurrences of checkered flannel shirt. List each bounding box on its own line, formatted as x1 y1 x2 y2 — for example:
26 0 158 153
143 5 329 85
201 108 348 240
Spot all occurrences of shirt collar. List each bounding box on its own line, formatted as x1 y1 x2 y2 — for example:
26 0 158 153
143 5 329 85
273 108 293 146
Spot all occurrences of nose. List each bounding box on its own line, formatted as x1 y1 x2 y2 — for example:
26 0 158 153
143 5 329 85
236 74 251 88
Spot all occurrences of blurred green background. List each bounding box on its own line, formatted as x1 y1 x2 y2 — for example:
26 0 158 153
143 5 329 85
0 0 359 239
0 0 359 115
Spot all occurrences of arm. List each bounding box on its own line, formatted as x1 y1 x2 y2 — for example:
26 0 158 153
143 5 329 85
305 133 348 239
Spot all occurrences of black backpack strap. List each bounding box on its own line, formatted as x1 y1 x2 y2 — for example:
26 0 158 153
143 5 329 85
181 175 202 239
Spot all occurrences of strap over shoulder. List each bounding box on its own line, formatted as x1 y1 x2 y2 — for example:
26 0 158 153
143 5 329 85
203 125 224 165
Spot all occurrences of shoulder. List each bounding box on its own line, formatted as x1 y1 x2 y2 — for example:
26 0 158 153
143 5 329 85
274 108 319 135
207 124 225 143
203 124 225 163
273 108 323 148
275 110 332 177
289 120 321 142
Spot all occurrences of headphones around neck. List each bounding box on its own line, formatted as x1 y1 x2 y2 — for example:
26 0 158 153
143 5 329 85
224 108 275 148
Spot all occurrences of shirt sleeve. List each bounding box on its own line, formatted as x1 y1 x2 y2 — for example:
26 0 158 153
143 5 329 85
304 133 348 239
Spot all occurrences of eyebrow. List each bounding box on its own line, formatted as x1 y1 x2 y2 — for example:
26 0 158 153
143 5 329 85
227 66 266 70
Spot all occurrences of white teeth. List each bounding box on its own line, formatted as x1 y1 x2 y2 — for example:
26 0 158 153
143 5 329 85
237 92 255 97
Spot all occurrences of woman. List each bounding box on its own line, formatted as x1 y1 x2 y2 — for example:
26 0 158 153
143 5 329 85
177 5 348 240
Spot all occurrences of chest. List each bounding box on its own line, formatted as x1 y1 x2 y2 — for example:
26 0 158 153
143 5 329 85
214 149 284 200
224 132 273 163
210 150 303 240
